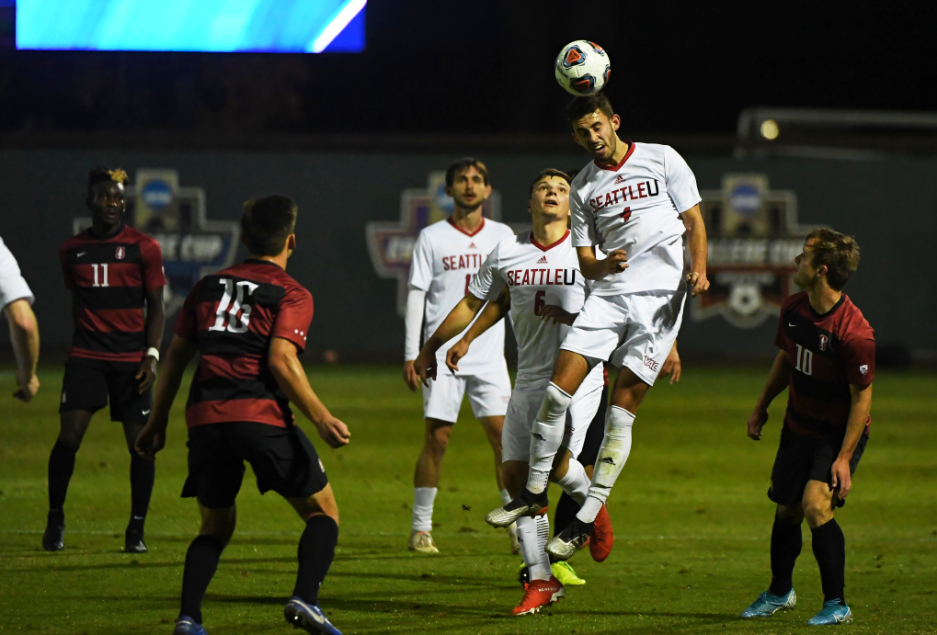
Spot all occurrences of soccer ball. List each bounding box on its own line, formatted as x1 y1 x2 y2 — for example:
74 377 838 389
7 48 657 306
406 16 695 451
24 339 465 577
554 40 610 96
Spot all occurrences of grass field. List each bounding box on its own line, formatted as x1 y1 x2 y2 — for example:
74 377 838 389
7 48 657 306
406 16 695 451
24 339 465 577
1 364 935 635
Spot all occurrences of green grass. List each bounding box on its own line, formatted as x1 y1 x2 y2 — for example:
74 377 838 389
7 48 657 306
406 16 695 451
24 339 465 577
1 365 935 634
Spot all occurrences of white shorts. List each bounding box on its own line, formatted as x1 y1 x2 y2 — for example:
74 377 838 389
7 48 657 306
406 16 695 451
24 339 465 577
422 363 512 423
501 368 605 463
561 288 686 386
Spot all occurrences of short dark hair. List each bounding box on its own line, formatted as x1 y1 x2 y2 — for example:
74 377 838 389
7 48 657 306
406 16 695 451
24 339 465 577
529 168 571 195
566 93 615 127
805 228 860 290
241 196 298 257
445 157 489 186
88 166 128 195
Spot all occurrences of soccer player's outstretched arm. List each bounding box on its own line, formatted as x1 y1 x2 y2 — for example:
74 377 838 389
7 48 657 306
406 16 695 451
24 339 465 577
5 299 40 402
414 293 486 386
269 337 350 449
680 204 710 297
135 335 198 460
747 350 792 440
446 286 510 373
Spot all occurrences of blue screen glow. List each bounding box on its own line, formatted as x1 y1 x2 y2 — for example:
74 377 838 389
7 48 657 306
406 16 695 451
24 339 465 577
16 0 365 52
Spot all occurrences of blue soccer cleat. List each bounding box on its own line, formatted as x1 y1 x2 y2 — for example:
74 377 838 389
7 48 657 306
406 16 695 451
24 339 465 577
284 596 343 635
807 599 853 625
173 615 207 635
740 589 797 618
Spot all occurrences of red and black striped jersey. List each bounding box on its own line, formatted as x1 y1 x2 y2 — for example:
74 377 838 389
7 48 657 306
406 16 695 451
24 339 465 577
775 291 875 438
174 259 314 430
60 225 166 363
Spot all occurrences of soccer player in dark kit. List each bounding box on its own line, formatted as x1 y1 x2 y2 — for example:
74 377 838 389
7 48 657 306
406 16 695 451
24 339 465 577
45 167 166 553
741 229 874 626
135 196 351 635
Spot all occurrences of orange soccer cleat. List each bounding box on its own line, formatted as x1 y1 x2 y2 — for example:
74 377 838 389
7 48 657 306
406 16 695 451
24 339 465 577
512 576 565 615
589 504 613 562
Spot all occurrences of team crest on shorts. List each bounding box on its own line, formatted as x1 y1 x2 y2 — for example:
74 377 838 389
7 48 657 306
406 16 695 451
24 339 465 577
365 171 503 316
693 174 825 329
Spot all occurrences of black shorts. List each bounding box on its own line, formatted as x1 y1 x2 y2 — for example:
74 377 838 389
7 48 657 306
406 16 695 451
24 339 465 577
59 358 152 424
576 384 608 468
182 422 329 509
768 425 869 509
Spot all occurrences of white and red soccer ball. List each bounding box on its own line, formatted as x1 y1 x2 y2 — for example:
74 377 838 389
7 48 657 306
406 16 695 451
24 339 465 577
554 40 610 96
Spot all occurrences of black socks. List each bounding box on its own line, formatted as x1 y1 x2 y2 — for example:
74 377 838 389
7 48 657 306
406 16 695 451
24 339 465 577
293 515 339 605
180 535 224 624
48 439 78 513
769 516 803 596
128 453 155 532
552 490 580 539
811 519 846 604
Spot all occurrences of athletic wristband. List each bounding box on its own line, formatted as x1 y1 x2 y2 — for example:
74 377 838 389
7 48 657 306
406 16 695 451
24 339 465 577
146 347 160 362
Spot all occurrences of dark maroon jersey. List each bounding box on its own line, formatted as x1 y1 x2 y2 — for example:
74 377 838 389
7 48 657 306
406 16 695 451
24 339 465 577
60 225 166 363
174 259 314 430
775 291 875 438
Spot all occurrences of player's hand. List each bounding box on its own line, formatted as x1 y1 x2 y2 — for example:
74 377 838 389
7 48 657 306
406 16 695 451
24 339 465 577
686 271 710 297
661 346 682 384
604 250 629 276
13 369 39 402
136 355 158 394
316 414 351 448
539 304 577 326
134 420 166 461
413 349 438 387
403 360 421 392
747 407 769 440
446 340 469 373
830 456 852 500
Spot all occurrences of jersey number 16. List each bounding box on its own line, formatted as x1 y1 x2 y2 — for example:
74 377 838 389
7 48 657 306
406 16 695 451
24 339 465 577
209 278 259 334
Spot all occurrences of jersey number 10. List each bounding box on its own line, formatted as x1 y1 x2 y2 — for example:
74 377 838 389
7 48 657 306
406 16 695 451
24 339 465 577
793 343 813 376
209 278 259 334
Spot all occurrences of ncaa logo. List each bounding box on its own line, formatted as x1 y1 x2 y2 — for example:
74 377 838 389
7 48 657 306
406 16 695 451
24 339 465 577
141 179 173 210
819 334 828 351
115 246 126 260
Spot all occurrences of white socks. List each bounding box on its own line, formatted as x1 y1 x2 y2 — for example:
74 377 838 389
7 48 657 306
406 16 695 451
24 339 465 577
577 405 635 523
517 514 552 581
500 488 512 505
527 383 572 494
555 457 590 505
412 487 437 532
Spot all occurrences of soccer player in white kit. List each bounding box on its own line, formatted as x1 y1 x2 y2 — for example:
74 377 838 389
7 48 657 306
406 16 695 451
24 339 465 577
487 93 710 560
0 236 40 402
403 158 515 554
415 169 610 614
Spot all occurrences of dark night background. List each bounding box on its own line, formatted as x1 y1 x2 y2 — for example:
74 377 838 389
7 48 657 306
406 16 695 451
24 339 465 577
1 2 935 141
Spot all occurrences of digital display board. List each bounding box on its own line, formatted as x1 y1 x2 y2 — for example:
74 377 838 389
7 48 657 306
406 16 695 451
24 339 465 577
15 0 365 52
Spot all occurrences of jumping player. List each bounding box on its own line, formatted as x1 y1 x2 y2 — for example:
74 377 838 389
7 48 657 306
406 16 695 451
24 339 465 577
135 196 350 635
402 158 515 554
741 229 873 626
486 93 709 560
45 167 166 553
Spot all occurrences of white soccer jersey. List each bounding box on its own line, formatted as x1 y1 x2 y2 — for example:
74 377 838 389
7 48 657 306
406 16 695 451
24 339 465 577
409 217 514 375
570 142 701 295
469 230 601 386
0 236 34 313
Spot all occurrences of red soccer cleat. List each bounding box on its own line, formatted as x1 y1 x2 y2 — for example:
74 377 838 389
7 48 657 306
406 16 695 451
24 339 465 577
589 504 613 562
512 576 565 615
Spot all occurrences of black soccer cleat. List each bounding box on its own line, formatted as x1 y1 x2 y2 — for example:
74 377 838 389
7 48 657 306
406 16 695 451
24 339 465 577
42 512 65 552
546 517 593 561
124 528 148 554
485 488 549 528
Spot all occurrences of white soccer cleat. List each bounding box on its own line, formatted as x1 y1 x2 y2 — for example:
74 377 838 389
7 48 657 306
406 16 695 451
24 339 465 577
408 530 439 554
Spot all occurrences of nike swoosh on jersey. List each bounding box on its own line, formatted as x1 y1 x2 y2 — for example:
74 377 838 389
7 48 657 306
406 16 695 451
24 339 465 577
788 323 797 327
77 252 87 257
142 409 151 415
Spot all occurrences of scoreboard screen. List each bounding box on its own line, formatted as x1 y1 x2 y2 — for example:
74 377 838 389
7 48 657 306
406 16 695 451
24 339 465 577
15 0 365 53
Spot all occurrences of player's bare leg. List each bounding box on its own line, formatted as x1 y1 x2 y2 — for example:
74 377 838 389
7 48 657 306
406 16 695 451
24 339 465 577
121 420 154 553
410 418 453 553
284 485 343 634
43 409 93 551
547 367 648 561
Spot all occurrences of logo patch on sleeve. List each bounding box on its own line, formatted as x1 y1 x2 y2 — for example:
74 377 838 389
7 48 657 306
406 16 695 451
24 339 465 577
859 364 868 376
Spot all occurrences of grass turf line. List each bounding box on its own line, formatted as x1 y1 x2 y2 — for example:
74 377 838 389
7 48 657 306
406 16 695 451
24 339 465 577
0 365 935 634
